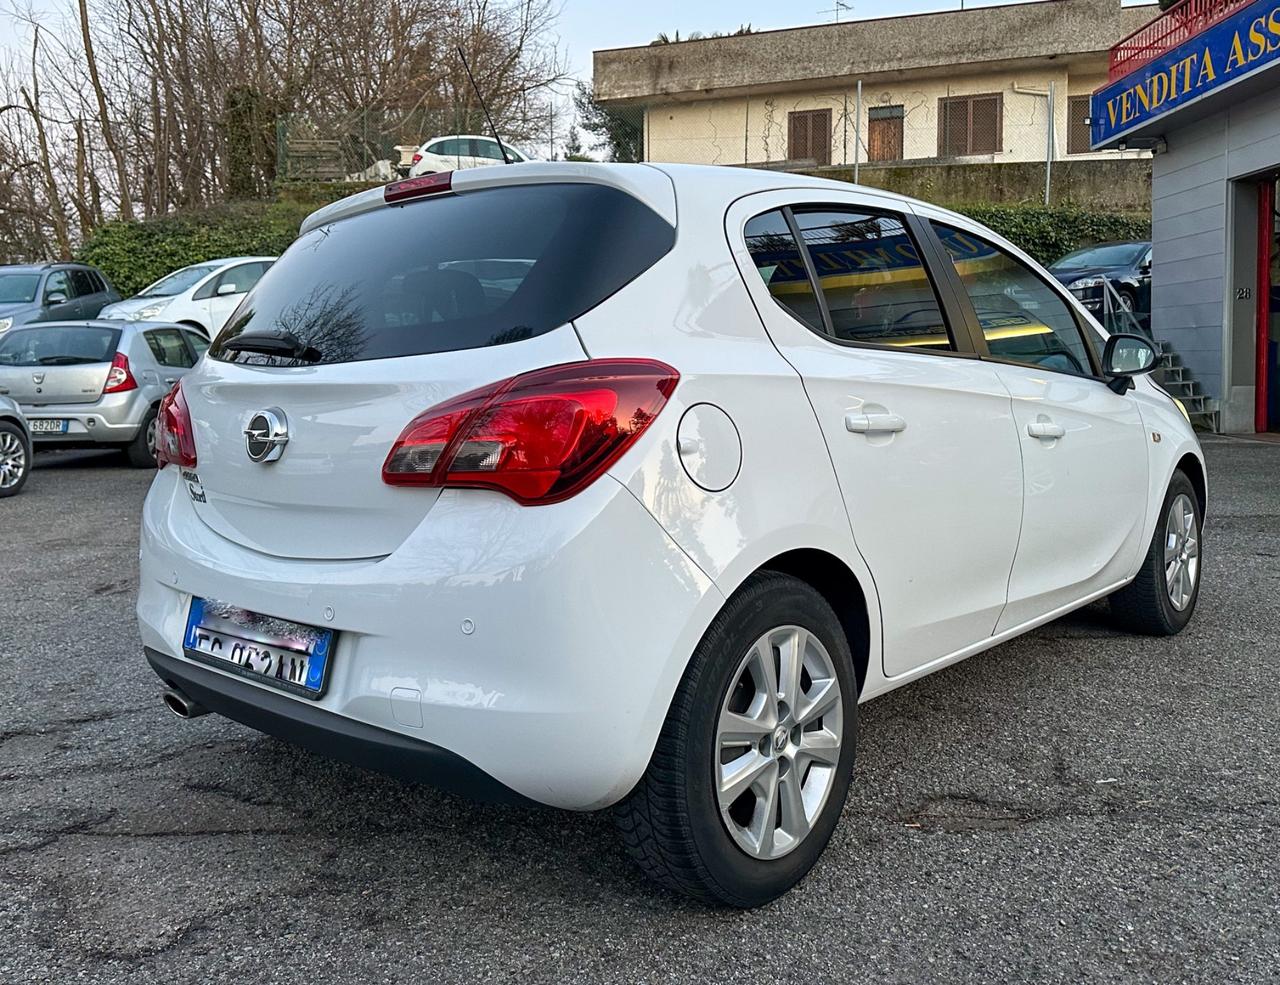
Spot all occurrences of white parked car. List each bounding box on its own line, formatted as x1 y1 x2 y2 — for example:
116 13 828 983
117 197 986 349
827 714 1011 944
137 164 1205 907
407 134 534 176
100 257 275 338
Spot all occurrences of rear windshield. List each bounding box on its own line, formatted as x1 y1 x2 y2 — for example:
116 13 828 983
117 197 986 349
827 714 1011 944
209 183 675 366
0 325 120 366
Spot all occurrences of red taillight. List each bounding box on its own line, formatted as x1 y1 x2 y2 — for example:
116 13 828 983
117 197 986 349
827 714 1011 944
155 382 197 469
383 359 679 504
411 152 423 165
104 352 137 394
384 171 452 204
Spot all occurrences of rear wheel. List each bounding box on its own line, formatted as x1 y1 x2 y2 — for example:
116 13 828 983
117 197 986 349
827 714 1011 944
125 407 158 468
614 572 858 907
0 422 31 497
1108 470 1202 635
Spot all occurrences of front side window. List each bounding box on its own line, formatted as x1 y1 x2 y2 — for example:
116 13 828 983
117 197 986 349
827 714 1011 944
793 209 953 350
933 223 1093 376
44 271 71 301
139 264 221 298
743 210 824 332
472 139 505 161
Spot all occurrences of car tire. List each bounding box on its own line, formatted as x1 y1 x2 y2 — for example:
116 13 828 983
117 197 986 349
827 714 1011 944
1108 470 1202 635
125 406 159 469
0 421 31 497
1117 288 1137 313
614 572 858 907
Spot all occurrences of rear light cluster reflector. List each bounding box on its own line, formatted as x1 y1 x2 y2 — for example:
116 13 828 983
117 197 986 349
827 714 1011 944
382 359 679 505
104 352 138 394
384 171 453 204
155 381 197 469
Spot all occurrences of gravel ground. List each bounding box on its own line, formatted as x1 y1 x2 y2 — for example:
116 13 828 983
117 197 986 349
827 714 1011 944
2 438 1278 984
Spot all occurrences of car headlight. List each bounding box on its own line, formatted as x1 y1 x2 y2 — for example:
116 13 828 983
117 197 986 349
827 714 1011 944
0 317 11 333
1067 275 1106 295
130 302 169 321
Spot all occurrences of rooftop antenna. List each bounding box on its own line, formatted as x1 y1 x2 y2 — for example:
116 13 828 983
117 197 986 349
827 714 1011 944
820 0 852 22
456 45 512 164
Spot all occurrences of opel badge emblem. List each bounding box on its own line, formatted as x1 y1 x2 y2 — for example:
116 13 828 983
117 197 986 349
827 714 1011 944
244 408 289 463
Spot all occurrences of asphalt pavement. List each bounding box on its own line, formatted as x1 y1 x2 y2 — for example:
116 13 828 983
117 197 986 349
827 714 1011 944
2 438 1278 984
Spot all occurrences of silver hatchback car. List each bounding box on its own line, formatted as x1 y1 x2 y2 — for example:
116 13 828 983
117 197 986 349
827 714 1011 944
0 320 208 467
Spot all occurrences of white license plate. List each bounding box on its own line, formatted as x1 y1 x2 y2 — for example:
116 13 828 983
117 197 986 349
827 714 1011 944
29 419 68 434
183 598 334 698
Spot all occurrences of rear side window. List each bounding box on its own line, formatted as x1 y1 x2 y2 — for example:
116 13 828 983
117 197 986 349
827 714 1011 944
744 210 825 332
70 270 96 297
211 183 675 365
0 325 120 366
145 328 196 368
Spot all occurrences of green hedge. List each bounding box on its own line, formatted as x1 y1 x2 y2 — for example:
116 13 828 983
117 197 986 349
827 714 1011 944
954 204 1150 267
79 189 1151 299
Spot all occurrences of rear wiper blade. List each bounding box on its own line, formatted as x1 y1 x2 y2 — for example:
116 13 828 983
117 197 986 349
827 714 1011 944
221 330 322 363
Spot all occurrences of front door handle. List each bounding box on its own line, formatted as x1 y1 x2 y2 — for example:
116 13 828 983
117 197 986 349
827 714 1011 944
1027 420 1066 440
845 412 907 435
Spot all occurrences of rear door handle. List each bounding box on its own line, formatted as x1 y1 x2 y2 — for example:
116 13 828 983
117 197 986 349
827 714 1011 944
845 412 906 435
1027 420 1066 440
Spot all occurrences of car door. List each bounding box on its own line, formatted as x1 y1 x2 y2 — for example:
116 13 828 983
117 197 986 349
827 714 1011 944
41 270 79 321
69 269 101 317
730 192 1025 679
924 216 1151 631
142 327 197 387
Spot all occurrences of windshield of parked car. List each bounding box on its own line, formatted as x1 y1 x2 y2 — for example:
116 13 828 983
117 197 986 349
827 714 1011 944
0 325 120 365
0 273 40 304
138 264 221 298
1053 244 1147 270
210 183 675 365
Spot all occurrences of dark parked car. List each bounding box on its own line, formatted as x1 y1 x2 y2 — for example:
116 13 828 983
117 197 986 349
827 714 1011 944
1049 241 1151 317
0 262 121 335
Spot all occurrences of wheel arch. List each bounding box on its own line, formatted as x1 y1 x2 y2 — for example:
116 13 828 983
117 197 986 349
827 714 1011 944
755 548 872 697
1175 451 1207 518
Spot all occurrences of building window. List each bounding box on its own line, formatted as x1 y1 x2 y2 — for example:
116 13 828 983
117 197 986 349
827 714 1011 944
867 105 904 163
937 93 1003 157
1067 96 1092 155
788 109 832 166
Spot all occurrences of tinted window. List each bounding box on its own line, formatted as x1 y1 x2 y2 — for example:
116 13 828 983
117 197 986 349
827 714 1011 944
145 328 195 367
195 261 271 300
211 183 675 365
744 210 825 332
89 271 107 293
69 269 96 297
933 223 1093 376
0 325 120 366
0 273 40 303
184 330 210 356
431 138 467 157
44 271 71 301
792 209 953 350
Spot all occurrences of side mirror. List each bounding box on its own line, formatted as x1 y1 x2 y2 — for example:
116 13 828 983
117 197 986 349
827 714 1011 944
1102 333 1157 393
45 292 67 305
216 283 239 297
1139 259 1151 275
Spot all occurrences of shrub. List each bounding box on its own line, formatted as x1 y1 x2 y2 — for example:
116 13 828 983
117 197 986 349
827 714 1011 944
954 204 1150 266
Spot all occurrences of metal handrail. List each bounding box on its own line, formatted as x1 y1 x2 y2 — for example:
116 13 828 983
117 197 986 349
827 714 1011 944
1108 0 1253 81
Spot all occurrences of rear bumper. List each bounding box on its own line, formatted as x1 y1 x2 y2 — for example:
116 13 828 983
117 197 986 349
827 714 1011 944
23 390 151 445
145 646 536 805
137 467 723 810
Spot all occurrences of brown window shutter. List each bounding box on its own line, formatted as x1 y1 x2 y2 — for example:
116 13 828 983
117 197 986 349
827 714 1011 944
1067 96 1091 154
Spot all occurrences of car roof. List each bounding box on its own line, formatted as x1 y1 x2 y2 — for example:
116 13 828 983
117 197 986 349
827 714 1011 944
0 262 99 273
6 319 189 335
301 161 936 237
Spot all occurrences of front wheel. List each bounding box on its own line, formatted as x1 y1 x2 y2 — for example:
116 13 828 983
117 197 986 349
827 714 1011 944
614 572 858 907
1108 470 1202 635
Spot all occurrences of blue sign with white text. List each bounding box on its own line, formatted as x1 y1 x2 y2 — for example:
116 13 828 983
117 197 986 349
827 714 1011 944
1092 0 1280 147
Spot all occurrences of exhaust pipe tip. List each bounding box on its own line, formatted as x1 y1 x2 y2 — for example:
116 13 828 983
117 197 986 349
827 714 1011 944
162 687 208 719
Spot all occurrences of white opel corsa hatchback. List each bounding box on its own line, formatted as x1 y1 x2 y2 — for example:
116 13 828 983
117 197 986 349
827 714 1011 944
139 163 1205 906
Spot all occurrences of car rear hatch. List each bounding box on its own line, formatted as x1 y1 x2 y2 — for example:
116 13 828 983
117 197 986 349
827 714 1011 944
0 323 120 405
185 167 677 561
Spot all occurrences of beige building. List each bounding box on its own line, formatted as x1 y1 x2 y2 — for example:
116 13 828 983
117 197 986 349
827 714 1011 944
592 0 1157 168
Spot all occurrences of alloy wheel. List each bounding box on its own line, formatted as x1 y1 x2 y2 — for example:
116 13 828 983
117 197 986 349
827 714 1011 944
1164 492 1199 611
715 625 844 860
0 431 26 490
